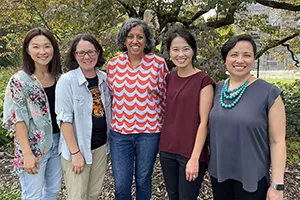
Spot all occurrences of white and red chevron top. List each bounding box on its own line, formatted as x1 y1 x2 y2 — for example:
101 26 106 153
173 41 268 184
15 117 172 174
107 53 168 134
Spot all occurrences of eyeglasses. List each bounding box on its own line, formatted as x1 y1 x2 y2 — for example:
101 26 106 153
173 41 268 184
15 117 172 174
75 50 98 58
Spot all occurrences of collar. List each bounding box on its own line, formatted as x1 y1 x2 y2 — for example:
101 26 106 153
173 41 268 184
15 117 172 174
73 67 105 86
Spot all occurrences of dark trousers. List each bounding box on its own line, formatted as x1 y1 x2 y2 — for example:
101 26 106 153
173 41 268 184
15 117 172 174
159 151 207 200
210 176 268 200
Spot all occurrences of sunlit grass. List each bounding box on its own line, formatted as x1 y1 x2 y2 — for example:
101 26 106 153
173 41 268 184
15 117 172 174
263 79 296 84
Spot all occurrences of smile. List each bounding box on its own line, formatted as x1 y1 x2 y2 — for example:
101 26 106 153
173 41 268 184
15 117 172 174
233 66 246 68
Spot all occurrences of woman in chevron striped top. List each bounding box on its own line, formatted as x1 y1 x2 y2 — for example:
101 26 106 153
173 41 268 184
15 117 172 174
106 18 169 200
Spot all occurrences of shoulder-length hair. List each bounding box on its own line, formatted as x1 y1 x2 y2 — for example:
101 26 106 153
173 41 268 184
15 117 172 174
65 34 105 70
117 18 154 54
166 28 198 65
22 28 61 76
221 34 257 62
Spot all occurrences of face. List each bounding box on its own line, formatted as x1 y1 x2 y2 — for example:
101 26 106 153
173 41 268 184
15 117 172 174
169 36 194 69
225 41 255 78
27 35 54 69
125 25 146 58
75 40 99 74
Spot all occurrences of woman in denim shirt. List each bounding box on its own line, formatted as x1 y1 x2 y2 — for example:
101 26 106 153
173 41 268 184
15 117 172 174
2 28 62 199
55 34 111 200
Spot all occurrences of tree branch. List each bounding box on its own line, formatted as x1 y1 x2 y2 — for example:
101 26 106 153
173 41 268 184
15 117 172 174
256 32 300 58
205 1 242 29
190 9 211 23
117 0 138 18
281 43 299 68
156 1 184 31
189 0 220 24
138 0 148 19
24 2 61 41
255 0 300 11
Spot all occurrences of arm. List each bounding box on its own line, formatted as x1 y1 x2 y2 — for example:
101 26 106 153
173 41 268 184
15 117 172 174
3 74 39 173
60 122 84 174
15 121 39 174
106 61 114 98
186 84 214 182
55 76 84 174
158 61 169 115
267 96 286 200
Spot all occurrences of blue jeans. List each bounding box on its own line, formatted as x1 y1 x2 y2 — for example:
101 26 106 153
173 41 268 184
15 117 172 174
109 130 160 200
19 133 62 200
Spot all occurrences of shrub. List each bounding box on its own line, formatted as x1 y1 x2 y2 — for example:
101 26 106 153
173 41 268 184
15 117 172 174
0 67 16 147
0 185 21 200
286 136 300 165
275 80 300 138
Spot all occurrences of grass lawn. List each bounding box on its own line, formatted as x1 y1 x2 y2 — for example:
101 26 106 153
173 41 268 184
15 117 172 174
263 79 296 84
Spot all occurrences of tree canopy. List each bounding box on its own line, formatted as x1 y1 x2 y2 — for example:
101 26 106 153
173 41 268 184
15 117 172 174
0 0 299 80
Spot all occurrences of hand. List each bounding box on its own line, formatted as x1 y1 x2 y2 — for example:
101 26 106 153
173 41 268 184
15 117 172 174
71 152 85 174
267 186 283 200
185 158 199 182
23 153 39 174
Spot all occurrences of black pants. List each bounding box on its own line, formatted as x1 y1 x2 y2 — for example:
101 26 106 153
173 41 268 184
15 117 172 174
210 176 269 200
159 151 207 200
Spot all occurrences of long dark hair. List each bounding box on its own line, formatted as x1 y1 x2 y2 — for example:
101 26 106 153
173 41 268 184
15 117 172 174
166 28 198 64
22 28 61 76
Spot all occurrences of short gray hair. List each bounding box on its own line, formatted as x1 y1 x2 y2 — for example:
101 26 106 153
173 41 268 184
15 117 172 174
117 18 154 54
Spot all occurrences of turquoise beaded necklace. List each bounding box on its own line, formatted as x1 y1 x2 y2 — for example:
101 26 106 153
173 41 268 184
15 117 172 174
220 79 249 109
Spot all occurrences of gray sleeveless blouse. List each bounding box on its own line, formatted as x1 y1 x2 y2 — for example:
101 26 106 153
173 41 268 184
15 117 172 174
208 79 282 192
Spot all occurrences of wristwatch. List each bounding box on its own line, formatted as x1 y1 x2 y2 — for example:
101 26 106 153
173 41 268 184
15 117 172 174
271 182 284 191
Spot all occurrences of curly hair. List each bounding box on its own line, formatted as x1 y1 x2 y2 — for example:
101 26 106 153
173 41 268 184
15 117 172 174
117 18 154 54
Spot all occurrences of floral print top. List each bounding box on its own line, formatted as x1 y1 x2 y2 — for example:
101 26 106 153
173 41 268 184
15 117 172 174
2 70 53 173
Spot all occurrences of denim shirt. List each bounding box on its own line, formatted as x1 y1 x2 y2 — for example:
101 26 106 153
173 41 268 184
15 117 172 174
55 67 111 164
2 70 53 173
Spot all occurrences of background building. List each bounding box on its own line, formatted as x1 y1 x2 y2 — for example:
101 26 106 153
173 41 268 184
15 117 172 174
240 3 300 78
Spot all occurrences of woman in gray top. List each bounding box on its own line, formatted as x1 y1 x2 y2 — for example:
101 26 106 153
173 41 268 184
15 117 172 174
209 34 286 200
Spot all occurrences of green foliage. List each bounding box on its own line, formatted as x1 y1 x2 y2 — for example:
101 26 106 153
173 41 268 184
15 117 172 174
195 27 228 81
1 0 299 76
0 185 21 200
265 79 295 84
286 136 300 165
0 67 16 147
274 80 300 138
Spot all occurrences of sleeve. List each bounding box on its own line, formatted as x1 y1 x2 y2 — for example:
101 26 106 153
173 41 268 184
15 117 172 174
201 73 216 90
267 84 282 111
165 73 170 85
158 59 169 113
106 60 114 96
2 74 29 133
55 75 74 126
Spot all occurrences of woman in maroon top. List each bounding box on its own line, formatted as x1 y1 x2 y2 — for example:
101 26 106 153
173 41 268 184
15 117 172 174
159 28 215 199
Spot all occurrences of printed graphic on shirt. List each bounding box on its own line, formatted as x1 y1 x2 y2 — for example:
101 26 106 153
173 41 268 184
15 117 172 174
90 87 105 118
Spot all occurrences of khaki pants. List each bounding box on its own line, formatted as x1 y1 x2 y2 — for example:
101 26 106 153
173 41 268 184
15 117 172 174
61 145 107 200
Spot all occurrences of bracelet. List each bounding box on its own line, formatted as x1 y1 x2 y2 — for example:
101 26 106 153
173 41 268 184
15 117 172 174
71 149 80 156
